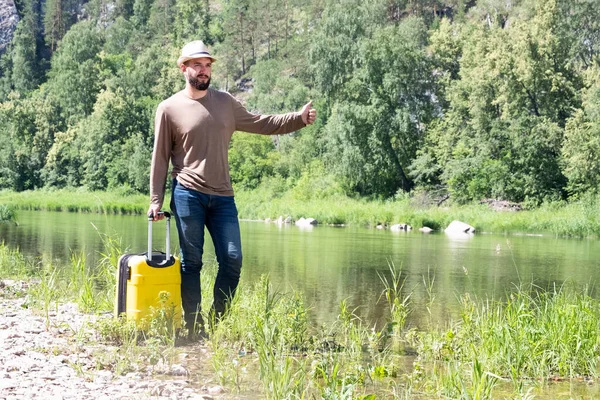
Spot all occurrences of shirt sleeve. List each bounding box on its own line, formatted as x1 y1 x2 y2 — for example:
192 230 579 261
231 95 306 135
149 104 172 209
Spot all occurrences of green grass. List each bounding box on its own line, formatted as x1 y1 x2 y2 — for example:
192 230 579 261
236 189 600 238
418 284 600 381
0 188 151 215
3 188 600 237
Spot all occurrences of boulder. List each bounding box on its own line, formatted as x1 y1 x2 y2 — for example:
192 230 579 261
444 220 475 234
390 224 412 231
295 217 318 227
419 227 433 233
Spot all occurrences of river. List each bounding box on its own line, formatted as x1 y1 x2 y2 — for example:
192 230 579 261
1 210 599 328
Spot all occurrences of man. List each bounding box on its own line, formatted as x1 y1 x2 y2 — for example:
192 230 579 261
148 40 317 339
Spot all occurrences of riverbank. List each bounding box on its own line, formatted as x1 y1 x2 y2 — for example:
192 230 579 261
2 189 600 238
0 282 221 400
2 242 600 398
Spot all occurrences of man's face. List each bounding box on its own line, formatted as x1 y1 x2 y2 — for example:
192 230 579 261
182 57 212 91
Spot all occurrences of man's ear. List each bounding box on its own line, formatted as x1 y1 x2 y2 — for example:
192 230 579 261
179 63 187 73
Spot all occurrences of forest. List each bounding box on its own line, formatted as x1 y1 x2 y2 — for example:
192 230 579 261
0 0 599 208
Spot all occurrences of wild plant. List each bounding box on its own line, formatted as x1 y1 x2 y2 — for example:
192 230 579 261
208 328 244 390
423 266 436 327
141 290 181 345
251 277 308 398
255 317 307 399
0 204 16 223
0 242 35 278
312 352 368 400
93 224 124 291
437 359 499 400
378 261 411 351
93 315 138 346
68 250 94 312
28 264 63 330
336 299 367 356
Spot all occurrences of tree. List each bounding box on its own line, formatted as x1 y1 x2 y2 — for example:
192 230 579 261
309 0 387 103
173 0 211 43
221 0 254 76
148 0 176 38
71 89 150 190
44 0 76 53
46 20 104 123
561 67 600 197
411 0 579 203
229 133 279 189
557 0 600 69
323 17 435 196
132 0 153 27
0 90 61 190
10 15 39 95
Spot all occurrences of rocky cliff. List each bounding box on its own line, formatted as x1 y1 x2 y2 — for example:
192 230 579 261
0 0 19 55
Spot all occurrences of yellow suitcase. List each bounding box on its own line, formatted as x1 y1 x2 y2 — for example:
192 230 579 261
115 212 182 327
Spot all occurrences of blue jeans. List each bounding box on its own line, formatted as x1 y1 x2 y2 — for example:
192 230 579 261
170 179 242 327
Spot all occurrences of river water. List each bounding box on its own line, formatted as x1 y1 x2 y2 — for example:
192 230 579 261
1 210 599 328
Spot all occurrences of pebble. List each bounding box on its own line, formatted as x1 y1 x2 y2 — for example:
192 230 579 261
0 288 213 400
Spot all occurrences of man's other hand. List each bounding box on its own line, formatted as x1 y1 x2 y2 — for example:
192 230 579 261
148 204 164 221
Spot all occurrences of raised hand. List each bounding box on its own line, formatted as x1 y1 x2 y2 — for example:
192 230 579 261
300 100 317 125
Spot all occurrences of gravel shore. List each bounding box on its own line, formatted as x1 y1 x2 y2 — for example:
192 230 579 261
0 280 226 400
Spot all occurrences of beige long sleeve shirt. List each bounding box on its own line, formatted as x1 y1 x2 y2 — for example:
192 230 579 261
150 89 306 209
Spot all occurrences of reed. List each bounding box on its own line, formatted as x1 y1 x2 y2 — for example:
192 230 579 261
416 283 600 384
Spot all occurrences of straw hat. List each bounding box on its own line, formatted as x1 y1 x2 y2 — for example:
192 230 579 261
176 40 217 66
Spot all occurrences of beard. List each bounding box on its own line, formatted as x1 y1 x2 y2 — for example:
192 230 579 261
189 75 211 91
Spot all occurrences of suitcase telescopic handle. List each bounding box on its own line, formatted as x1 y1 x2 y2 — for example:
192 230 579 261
147 211 171 261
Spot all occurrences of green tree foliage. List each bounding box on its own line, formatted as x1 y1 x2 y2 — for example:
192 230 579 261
10 16 39 95
309 0 387 103
247 59 310 113
148 0 176 38
0 0 43 98
46 20 104 122
412 0 579 203
229 133 279 189
75 90 152 190
43 0 77 52
221 0 254 76
0 91 61 190
557 0 600 69
132 0 153 27
561 67 600 197
0 0 598 206
323 17 435 196
173 0 211 43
